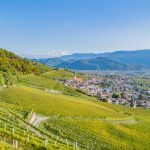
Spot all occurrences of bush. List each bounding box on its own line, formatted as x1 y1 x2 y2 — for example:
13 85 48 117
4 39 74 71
3 72 17 86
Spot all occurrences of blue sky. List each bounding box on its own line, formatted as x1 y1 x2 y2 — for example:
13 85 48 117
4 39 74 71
0 0 150 58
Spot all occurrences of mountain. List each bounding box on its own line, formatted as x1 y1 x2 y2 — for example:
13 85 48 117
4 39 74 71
107 50 150 67
33 49 150 70
33 53 110 67
59 50 150 67
0 48 50 75
33 57 63 67
55 57 146 70
59 52 110 61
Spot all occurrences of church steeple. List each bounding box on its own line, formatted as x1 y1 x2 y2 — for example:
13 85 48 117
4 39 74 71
74 69 77 81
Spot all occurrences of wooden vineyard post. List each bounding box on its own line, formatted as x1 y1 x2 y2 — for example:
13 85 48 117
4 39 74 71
3 137 5 143
15 140 18 149
27 135 29 141
66 139 69 147
12 127 14 135
44 137 48 147
54 141 57 146
23 130 26 135
4 123 6 131
26 126 29 132
12 139 15 147
75 140 79 149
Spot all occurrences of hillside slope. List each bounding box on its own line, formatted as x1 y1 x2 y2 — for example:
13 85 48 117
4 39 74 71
0 48 150 149
0 85 150 149
0 48 50 75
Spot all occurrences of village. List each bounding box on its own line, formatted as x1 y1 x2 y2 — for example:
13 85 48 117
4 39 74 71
60 71 150 109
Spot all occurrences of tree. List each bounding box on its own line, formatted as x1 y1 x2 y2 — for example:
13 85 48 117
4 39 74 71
121 92 126 99
139 93 144 100
112 92 121 99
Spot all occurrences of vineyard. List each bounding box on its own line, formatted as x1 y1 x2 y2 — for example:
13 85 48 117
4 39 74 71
0 100 79 149
41 69 84 80
41 69 75 80
0 85 150 149
18 74 81 96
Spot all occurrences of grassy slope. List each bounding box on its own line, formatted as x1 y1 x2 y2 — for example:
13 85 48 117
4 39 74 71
42 69 74 80
0 85 150 149
18 74 81 96
42 69 84 80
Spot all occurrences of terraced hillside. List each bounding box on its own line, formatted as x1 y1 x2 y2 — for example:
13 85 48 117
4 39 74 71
0 85 150 150
0 100 78 149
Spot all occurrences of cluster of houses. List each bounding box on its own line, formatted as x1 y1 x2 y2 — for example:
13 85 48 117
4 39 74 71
60 72 150 109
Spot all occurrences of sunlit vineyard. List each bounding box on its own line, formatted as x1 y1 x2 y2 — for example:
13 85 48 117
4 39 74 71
0 85 150 149
18 74 81 96
42 69 75 80
0 100 76 149
42 69 84 80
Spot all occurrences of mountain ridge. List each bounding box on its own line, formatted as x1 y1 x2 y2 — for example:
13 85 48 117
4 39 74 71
55 57 147 71
33 49 150 70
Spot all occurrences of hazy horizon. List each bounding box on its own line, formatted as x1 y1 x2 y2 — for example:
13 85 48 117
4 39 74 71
21 49 150 59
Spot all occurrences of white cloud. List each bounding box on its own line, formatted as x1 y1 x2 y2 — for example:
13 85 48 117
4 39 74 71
21 50 71 59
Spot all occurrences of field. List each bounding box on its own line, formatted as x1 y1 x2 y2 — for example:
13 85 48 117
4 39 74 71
0 85 150 149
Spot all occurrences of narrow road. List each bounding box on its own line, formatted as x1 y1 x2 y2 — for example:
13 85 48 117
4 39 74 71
30 113 49 128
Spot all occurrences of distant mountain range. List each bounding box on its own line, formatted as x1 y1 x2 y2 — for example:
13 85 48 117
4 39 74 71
33 50 150 71
106 50 150 67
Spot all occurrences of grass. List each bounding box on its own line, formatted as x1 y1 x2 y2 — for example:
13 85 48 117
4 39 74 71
0 85 150 149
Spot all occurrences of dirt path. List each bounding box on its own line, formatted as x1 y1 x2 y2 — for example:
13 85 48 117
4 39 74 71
50 115 138 124
30 113 49 128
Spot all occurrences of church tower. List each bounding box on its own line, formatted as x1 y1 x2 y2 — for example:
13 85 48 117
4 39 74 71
74 69 77 81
